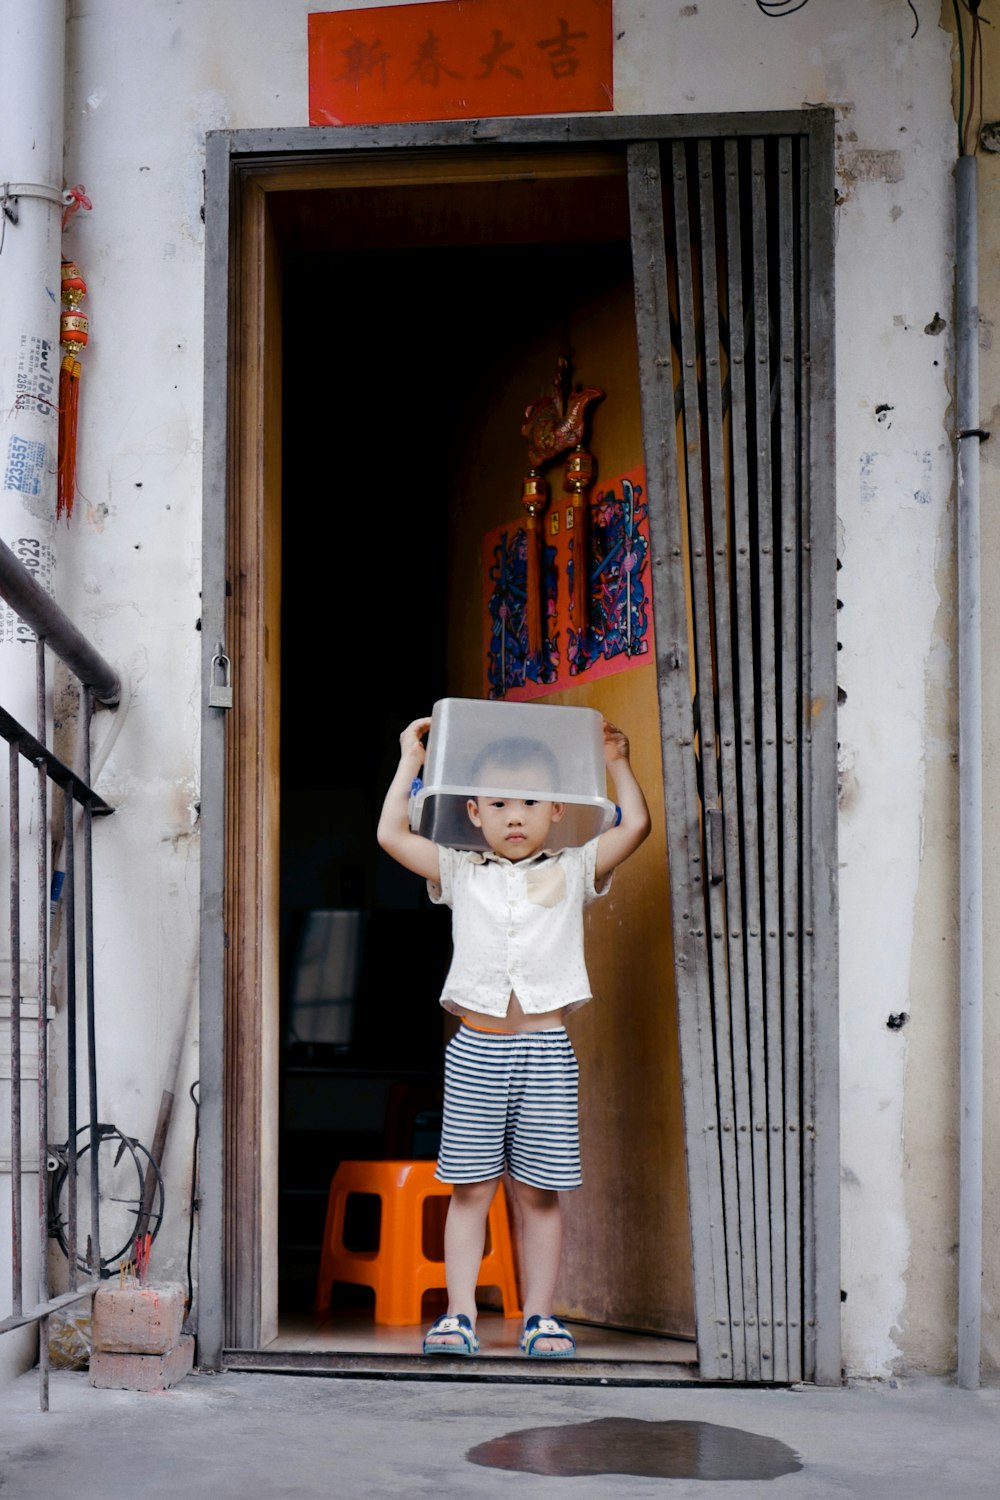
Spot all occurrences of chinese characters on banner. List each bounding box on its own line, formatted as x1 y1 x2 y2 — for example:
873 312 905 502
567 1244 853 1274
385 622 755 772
483 466 654 702
308 0 613 126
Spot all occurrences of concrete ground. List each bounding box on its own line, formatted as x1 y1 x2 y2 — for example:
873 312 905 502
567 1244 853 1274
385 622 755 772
1 1365 999 1499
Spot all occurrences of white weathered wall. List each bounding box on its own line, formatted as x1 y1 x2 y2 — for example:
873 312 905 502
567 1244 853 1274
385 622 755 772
37 0 972 1381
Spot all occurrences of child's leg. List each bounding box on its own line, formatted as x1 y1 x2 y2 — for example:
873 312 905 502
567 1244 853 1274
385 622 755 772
503 1029 580 1355
423 1177 499 1349
509 1181 567 1354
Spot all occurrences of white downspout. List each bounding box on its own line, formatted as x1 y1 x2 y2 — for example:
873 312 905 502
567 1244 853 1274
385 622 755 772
0 0 67 1391
955 152 984 1392
0 0 67 723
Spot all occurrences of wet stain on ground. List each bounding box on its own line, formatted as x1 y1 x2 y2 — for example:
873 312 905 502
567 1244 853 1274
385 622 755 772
466 1416 802 1480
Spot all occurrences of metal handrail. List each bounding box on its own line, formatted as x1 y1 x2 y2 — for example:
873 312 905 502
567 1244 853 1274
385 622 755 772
1 536 120 1410
0 536 120 705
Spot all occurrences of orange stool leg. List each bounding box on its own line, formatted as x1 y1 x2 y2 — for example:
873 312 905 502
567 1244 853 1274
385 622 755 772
314 1168 352 1319
375 1161 450 1325
314 1160 393 1319
314 1160 523 1327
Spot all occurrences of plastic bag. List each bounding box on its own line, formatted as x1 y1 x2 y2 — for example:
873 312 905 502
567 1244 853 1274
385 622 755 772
48 1305 92 1370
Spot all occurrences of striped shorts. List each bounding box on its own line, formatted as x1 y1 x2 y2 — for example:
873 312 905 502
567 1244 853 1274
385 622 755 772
435 1024 582 1191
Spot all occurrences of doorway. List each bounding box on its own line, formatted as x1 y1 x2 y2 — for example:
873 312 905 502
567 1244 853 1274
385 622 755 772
200 111 839 1385
270 150 695 1364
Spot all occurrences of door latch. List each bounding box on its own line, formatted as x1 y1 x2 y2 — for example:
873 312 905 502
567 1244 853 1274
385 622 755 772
209 650 233 709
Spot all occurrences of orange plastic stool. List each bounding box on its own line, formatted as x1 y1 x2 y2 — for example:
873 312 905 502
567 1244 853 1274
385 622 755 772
313 1159 522 1326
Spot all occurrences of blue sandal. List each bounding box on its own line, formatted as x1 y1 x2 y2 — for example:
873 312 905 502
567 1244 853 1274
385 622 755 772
422 1312 480 1356
519 1314 577 1359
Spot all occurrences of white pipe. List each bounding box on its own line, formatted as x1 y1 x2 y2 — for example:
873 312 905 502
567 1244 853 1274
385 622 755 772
0 0 67 1393
0 0 67 728
955 153 983 1392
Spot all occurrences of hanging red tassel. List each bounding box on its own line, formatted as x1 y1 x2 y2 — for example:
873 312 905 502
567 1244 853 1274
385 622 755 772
58 259 89 523
564 443 596 633
520 470 549 659
520 357 603 664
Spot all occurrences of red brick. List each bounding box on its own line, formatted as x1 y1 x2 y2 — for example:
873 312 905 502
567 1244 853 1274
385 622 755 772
89 1334 195 1392
91 1282 186 1354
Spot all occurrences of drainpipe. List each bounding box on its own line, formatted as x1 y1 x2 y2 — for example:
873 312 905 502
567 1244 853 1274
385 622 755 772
0 0 66 1384
955 152 983 1392
0 0 67 728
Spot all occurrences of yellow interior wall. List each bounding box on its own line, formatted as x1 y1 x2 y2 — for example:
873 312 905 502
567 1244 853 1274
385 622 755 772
445 267 694 1335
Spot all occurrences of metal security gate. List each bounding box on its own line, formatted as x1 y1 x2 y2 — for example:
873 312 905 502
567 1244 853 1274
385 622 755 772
628 125 838 1384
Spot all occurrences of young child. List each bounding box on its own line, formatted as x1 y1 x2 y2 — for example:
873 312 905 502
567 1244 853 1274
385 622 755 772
376 712 651 1358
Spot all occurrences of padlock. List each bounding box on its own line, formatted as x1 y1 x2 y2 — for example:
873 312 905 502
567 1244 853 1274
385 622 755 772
209 651 233 709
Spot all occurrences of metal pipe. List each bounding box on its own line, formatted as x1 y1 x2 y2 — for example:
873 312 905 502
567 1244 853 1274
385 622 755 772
0 0 66 732
0 2 66 1407
63 786 78 1292
8 742 22 1317
0 537 120 705
34 641 50 1411
955 152 983 1392
81 690 101 1274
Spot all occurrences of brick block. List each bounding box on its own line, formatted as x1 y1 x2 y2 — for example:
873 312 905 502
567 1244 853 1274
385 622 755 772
91 1281 186 1355
89 1334 195 1392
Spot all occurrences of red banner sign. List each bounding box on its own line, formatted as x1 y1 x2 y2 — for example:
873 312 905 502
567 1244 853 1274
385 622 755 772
308 0 613 127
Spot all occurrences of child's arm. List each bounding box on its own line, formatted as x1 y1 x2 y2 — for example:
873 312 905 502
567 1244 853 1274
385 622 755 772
376 717 442 883
594 719 652 881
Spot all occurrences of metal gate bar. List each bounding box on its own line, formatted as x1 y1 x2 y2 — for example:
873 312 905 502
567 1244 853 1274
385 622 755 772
1 549 116 1411
721 136 773 1386
777 135 804 1385
696 136 763 1382
671 140 750 1381
63 750 79 1287
627 139 734 1382
746 135 790 1385
8 739 23 1317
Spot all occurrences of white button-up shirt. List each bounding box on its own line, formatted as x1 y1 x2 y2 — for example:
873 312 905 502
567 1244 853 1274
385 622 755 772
428 838 612 1018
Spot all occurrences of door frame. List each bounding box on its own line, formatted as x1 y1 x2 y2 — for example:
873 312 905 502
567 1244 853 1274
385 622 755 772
199 109 838 1381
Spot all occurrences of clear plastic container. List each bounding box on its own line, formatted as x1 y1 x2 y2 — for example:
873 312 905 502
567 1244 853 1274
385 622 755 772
409 697 617 851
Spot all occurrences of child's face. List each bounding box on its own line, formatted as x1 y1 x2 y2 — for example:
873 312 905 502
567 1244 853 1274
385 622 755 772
466 796 565 861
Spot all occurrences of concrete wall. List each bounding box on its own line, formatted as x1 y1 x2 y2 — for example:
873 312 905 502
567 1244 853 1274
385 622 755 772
1 0 976 1380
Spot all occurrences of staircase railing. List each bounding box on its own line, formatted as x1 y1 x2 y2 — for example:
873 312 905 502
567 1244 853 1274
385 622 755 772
0 534 119 1410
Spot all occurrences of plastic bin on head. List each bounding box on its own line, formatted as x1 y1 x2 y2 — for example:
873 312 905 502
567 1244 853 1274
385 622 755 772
408 697 616 852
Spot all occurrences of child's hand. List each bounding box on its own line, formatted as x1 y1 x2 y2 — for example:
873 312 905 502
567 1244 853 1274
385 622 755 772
400 717 432 767
377 716 442 882
602 718 631 763
595 716 651 879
